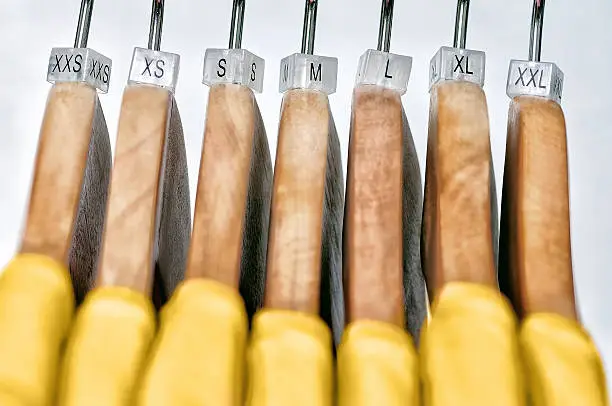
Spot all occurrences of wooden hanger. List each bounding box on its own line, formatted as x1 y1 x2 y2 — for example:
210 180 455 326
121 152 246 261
499 97 575 319
498 1 576 321
417 7 529 406
58 3 191 402
95 82 190 307
20 41 113 305
0 2 113 404
344 48 427 340
245 28 343 401
186 55 271 319
337 11 424 399
264 80 344 342
422 43 497 301
94 11 190 308
21 84 111 305
497 6 608 405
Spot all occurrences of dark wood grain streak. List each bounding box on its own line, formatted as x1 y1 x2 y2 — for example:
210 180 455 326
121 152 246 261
153 99 191 308
68 99 111 304
320 112 345 345
239 98 273 321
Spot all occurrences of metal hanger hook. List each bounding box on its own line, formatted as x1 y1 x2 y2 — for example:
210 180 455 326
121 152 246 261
229 0 246 49
529 0 545 62
301 0 318 55
148 0 164 51
377 0 394 52
453 0 470 49
74 0 94 48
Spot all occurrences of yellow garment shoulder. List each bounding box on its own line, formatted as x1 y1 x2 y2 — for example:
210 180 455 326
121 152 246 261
0 253 74 406
245 309 333 406
420 282 524 406
137 279 248 406
520 313 609 406
337 319 419 406
57 286 156 406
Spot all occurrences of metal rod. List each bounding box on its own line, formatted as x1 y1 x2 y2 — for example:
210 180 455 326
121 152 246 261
377 0 394 52
453 0 470 49
228 0 246 49
148 0 164 51
301 0 318 54
529 0 545 62
74 0 94 48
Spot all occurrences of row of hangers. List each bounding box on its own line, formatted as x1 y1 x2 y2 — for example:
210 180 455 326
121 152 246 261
47 0 563 104
0 0 606 405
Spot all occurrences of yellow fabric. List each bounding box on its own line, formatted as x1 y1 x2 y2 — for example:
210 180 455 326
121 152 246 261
0 254 74 406
337 320 419 406
420 282 524 406
57 286 156 406
137 279 248 406
245 309 333 406
520 313 609 406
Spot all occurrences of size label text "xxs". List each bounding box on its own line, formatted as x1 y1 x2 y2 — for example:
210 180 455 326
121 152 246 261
47 48 112 93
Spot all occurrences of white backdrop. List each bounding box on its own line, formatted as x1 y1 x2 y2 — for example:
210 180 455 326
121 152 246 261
1 0 610 390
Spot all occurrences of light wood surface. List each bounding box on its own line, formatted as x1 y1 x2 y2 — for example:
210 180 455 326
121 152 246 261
96 84 191 308
20 82 111 304
499 96 577 320
344 85 427 340
422 81 498 301
186 84 272 319
264 89 344 342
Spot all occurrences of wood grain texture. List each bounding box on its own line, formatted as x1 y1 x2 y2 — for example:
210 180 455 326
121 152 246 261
186 84 272 320
265 89 345 343
20 82 111 304
96 84 190 306
422 81 498 301
499 96 577 320
344 86 427 341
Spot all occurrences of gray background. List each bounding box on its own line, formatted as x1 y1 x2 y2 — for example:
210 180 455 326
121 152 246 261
0 0 609 392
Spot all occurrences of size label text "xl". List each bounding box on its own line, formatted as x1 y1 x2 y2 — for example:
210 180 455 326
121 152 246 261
429 46 486 91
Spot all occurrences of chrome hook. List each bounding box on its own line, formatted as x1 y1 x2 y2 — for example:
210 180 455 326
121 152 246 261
301 0 318 55
148 0 164 51
228 0 246 49
74 0 94 48
529 0 545 61
377 0 394 52
453 0 470 49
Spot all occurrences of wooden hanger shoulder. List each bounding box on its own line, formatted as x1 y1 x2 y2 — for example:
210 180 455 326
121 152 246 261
96 84 190 304
264 89 344 339
20 82 111 303
344 85 427 338
422 80 497 300
186 83 272 318
499 95 576 320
